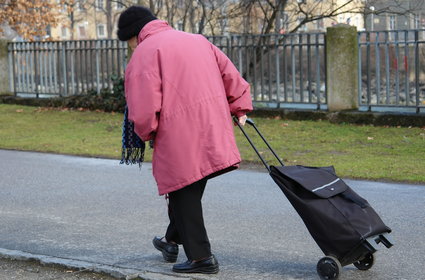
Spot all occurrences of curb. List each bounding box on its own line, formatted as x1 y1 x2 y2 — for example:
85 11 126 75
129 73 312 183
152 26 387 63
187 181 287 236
0 248 192 280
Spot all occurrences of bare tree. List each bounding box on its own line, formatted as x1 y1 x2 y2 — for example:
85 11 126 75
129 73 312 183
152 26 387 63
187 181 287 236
134 0 163 15
84 0 114 38
228 0 365 35
87 0 135 38
61 0 91 40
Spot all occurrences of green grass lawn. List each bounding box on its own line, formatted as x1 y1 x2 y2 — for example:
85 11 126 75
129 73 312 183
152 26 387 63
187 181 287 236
1 104 424 183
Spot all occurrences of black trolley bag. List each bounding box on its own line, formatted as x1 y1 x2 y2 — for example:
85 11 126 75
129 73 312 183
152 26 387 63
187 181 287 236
236 118 394 280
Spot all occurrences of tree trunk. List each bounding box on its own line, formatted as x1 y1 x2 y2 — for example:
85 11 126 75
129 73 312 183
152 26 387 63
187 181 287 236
106 0 113 38
198 0 207 34
70 12 75 40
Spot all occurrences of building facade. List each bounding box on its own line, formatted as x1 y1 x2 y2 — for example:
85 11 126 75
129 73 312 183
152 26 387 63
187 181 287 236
364 0 425 31
49 0 127 41
44 0 423 41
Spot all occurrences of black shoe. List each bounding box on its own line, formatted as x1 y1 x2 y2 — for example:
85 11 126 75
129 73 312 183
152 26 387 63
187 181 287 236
152 237 178 263
172 255 219 274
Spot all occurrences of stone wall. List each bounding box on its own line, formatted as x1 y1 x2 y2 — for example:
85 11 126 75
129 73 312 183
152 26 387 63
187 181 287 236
0 40 11 95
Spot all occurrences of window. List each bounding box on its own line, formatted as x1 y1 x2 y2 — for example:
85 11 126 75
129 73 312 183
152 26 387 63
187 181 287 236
414 14 420 29
61 26 68 38
116 1 124 9
277 12 289 33
297 16 307 32
78 25 87 39
177 21 183 31
77 0 85 11
96 0 104 10
346 17 351 25
97 24 106 38
56 0 66 12
316 18 324 30
45 25 52 37
389 15 396 30
258 22 264 33
220 18 228 33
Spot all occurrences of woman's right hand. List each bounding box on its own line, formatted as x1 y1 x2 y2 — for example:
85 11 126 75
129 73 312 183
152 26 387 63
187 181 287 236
238 115 248 126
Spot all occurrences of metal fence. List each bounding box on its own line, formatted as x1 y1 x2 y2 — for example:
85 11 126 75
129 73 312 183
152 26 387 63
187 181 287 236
207 33 326 109
7 30 425 113
358 30 425 113
8 34 326 110
8 40 128 97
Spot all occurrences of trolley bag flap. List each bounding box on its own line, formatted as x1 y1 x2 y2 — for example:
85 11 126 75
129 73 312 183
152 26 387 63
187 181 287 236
276 165 348 198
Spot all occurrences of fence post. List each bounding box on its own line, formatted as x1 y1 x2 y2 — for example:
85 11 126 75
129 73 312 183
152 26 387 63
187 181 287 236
326 24 359 111
0 40 11 95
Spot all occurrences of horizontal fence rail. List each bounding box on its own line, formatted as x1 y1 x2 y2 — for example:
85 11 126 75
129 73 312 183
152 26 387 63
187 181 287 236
358 30 425 113
8 40 128 97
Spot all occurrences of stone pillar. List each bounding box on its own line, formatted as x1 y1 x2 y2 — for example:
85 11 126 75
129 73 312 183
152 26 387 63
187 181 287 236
326 24 359 111
0 40 11 95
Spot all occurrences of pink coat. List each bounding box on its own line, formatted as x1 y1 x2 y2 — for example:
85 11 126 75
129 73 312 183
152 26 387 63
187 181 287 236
125 20 253 195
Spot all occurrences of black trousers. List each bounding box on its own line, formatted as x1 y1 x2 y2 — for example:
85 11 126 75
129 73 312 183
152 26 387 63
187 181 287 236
165 178 211 261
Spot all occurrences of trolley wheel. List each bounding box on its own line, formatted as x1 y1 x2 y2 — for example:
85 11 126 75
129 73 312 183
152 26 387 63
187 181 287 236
316 256 342 280
353 253 375 271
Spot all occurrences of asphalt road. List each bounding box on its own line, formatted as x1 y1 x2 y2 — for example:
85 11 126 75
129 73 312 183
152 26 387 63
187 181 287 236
0 149 424 280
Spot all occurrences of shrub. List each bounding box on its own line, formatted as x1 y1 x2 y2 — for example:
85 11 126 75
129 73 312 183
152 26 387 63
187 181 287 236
0 76 126 112
61 75 126 112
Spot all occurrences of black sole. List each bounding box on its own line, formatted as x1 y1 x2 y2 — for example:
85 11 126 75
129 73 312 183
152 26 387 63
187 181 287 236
172 266 219 274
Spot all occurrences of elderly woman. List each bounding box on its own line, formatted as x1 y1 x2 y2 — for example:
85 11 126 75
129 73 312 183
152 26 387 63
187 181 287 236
117 6 252 274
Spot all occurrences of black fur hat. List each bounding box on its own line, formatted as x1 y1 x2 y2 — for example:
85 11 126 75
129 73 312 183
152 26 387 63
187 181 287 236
117 6 157 41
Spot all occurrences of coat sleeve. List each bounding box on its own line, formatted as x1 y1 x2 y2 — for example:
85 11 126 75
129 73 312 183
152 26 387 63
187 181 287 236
125 71 162 142
211 43 253 117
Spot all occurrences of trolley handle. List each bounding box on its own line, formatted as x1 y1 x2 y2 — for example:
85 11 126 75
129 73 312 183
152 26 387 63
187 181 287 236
234 117 284 172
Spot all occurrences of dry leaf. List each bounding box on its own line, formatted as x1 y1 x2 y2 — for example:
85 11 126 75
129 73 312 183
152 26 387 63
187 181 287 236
16 109 23 113
0 0 65 41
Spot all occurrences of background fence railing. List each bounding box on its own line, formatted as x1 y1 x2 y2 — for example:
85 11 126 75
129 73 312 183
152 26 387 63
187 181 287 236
358 30 425 113
8 40 128 97
7 30 425 113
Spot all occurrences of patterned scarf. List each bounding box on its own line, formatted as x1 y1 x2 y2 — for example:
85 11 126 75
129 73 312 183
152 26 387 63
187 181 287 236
120 105 145 166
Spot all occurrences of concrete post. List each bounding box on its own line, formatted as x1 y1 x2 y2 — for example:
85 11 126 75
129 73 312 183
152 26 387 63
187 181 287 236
326 24 359 111
0 40 11 95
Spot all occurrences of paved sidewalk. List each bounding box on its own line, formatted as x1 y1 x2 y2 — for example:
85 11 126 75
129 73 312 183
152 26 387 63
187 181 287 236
0 149 424 280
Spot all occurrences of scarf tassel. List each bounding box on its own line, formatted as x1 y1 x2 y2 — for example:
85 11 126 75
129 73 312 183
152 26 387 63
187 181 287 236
120 105 145 167
120 147 145 167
